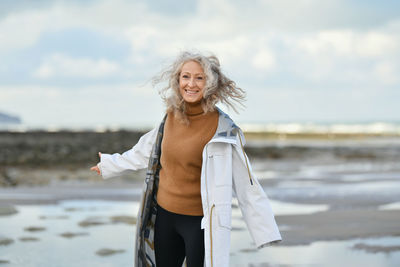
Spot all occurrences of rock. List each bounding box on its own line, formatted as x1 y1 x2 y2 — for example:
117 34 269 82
95 248 125 256
64 207 84 212
78 217 107 227
19 237 40 242
39 215 69 220
24 226 46 232
0 204 18 216
231 226 246 231
0 168 18 187
59 232 89 238
352 243 400 254
0 237 14 246
239 248 257 253
110 215 137 225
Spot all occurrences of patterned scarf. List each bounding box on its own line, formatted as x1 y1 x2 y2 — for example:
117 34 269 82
134 114 167 267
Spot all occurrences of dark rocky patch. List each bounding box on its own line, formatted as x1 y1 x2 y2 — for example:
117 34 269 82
0 237 14 246
59 232 89 238
24 226 46 232
0 204 18 216
64 207 84 212
95 248 125 256
19 237 40 242
352 243 400 254
78 217 107 227
239 248 257 253
39 215 69 220
110 215 137 225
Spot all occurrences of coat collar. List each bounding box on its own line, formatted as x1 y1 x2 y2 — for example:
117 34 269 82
210 107 246 146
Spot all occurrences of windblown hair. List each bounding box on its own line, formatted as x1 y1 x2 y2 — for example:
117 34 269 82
152 51 246 124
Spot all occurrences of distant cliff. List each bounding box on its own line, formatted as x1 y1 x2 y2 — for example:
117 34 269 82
0 112 21 124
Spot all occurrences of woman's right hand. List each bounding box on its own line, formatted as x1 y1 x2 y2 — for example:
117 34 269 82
90 152 102 175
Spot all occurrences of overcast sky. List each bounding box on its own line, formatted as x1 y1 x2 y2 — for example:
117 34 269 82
1 0 399 129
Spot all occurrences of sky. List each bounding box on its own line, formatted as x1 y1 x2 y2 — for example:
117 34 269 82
1 0 399 129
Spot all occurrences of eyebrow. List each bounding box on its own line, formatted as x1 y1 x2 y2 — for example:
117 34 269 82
181 71 205 75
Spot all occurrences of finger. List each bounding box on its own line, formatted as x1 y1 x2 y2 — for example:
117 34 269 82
90 166 99 171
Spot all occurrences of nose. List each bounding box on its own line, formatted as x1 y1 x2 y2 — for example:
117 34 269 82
188 77 195 87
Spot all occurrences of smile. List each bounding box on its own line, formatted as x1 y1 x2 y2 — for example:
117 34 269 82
184 89 200 95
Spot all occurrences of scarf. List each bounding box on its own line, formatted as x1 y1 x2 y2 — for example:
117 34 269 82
134 114 167 267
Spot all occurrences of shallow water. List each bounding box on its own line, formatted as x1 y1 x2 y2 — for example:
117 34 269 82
1 200 399 266
0 201 138 267
230 236 400 267
379 202 400 211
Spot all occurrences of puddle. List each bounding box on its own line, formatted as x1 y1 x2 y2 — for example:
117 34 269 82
275 180 324 187
252 170 280 179
341 172 400 182
270 180 400 200
0 200 139 267
269 199 329 215
230 235 400 267
0 193 54 200
231 195 328 216
379 202 400 211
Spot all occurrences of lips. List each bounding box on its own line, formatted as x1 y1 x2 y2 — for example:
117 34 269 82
184 89 199 95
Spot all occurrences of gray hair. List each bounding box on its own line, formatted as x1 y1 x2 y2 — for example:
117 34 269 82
152 51 246 124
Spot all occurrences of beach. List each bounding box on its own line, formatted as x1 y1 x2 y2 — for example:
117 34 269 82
1 131 400 266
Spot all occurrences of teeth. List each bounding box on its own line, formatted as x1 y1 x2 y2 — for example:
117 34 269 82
185 89 199 95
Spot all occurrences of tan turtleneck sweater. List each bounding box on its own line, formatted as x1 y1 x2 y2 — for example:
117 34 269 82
157 102 219 215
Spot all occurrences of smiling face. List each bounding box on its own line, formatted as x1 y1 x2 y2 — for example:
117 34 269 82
179 60 206 103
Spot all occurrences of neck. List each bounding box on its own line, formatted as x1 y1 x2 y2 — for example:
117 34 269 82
185 101 204 116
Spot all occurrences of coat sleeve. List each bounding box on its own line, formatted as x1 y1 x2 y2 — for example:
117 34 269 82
98 126 159 179
232 131 282 248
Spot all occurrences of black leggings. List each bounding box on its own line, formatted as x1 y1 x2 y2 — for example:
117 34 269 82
154 204 205 267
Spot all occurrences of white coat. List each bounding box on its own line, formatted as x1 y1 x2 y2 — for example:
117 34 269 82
98 108 282 267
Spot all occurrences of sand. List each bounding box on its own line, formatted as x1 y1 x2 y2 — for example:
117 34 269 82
275 209 400 246
1 175 400 251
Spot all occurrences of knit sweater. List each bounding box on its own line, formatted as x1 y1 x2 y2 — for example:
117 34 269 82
157 102 219 215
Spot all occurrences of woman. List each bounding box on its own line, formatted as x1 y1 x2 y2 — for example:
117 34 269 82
90 51 281 267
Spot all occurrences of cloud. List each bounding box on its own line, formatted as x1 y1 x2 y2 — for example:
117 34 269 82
0 0 149 53
0 9 49 51
33 54 122 79
251 48 276 72
0 83 162 128
1 0 400 125
374 61 399 85
356 31 399 57
2 2 399 88
296 29 398 58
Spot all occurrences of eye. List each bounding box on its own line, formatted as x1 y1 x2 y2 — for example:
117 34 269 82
197 76 204 80
182 74 189 78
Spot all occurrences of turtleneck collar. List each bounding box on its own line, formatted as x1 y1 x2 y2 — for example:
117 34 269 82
185 101 204 116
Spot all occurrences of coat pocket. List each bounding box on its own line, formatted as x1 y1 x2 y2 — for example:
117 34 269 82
208 153 232 187
215 204 232 230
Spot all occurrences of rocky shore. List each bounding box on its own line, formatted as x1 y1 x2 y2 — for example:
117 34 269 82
2 130 399 187
0 130 146 187
0 130 145 167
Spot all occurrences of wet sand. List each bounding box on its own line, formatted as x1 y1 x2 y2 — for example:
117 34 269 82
1 169 400 250
276 209 400 246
